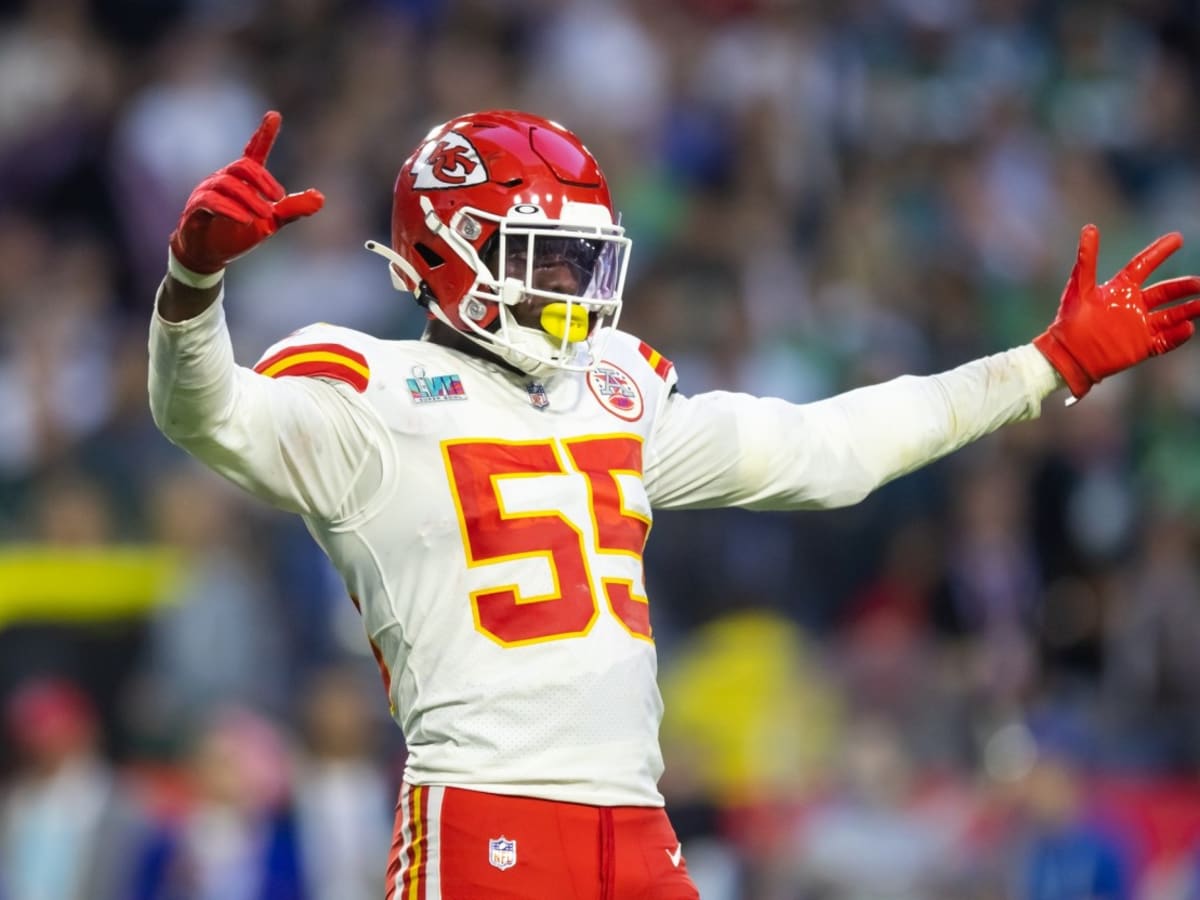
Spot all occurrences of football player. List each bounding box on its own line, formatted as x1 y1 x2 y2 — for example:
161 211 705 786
149 110 1200 899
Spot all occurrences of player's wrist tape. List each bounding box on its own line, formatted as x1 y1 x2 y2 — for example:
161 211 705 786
168 248 225 290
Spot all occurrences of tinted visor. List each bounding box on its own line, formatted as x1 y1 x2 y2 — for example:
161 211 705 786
498 231 625 302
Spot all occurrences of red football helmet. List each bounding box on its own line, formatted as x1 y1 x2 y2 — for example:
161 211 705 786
366 110 631 375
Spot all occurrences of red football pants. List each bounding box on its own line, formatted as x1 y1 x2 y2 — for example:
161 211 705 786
386 782 700 899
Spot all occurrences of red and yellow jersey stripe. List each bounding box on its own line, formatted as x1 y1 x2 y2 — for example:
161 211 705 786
253 342 370 392
636 341 674 381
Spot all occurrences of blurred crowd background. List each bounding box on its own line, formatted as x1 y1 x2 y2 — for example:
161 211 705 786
4 0 1200 897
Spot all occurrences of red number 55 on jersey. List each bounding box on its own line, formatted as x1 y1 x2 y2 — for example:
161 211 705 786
442 436 652 646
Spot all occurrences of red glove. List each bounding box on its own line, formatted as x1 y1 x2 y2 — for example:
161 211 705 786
1034 224 1200 399
168 110 324 284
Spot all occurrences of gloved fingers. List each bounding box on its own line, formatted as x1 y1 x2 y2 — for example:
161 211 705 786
204 175 277 220
1072 224 1099 298
225 158 286 202
188 174 270 218
1151 319 1195 355
243 110 283 166
1122 231 1183 286
1142 276 1200 309
190 172 230 197
187 192 255 226
1150 296 1200 328
274 188 325 224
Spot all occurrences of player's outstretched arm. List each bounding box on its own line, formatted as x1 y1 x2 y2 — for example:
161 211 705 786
1033 224 1200 401
647 225 1200 511
159 110 324 322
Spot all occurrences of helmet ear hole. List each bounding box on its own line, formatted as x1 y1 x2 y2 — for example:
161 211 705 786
414 243 444 268
478 234 500 272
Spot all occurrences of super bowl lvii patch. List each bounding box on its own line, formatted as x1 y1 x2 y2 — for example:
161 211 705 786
407 366 466 404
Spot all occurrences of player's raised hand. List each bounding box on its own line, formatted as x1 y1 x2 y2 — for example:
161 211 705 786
168 110 324 283
1034 224 1200 399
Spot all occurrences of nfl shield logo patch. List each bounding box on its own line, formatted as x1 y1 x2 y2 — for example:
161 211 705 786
526 382 549 409
488 835 517 870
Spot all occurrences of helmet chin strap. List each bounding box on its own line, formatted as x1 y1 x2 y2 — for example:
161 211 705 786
496 311 590 376
424 297 583 378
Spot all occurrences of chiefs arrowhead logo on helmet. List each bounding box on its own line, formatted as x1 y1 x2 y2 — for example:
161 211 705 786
411 132 488 189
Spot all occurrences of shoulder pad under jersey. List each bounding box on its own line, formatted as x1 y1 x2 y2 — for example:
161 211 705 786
634 339 674 382
253 323 374 393
600 330 678 392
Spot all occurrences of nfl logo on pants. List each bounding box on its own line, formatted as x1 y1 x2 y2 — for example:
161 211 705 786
489 836 517 871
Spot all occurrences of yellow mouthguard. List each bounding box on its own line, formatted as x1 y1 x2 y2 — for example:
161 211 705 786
540 303 589 342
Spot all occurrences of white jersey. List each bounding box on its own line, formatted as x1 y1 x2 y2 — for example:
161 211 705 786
148 291 1061 806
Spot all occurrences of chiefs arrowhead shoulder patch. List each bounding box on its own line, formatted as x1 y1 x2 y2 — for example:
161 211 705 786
253 342 370 392
588 361 644 422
